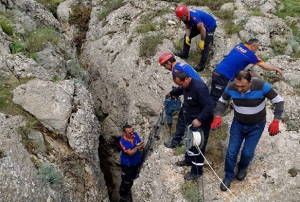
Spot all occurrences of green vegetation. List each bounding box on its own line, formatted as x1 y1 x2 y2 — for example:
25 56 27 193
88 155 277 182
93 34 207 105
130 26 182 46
98 0 123 21
163 0 234 10
66 60 90 85
0 78 32 115
9 28 59 57
174 145 186 155
284 119 299 131
36 0 65 17
38 163 63 188
180 180 203 202
51 75 60 82
17 117 42 154
270 40 287 55
139 33 164 56
275 0 300 58
136 22 156 33
276 0 300 19
26 28 59 52
213 9 234 21
0 15 13 35
251 8 261 16
224 21 245 35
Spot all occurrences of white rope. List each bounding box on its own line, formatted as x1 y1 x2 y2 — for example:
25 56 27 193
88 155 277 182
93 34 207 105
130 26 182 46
197 146 242 202
190 129 243 202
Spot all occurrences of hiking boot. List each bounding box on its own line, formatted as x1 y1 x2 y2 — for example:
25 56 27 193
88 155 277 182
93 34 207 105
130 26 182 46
164 142 182 148
175 160 192 167
174 52 188 59
220 178 231 191
184 172 202 180
194 64 205 72
236 169 247 181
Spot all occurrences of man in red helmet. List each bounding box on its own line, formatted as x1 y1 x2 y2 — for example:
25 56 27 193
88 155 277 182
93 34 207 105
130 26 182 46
174 4 217 72
158 52 203 149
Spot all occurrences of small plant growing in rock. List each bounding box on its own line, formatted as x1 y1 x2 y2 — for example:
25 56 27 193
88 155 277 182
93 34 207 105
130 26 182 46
174 145 186 155
26 28 59 53
98 0 123 21
225 21 244 35
139 33 164 56
38 163 63 188
180 180 203 202
35 0 64 17
270 40 287 55
213 9 234 21
0 15 13 35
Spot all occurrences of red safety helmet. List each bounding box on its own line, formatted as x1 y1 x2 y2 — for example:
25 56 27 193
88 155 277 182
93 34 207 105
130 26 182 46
175 4 188 18
158 52 174 66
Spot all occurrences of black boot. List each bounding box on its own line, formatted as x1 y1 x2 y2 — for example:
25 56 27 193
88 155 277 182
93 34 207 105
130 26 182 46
194 64 205 72
174 52 188 59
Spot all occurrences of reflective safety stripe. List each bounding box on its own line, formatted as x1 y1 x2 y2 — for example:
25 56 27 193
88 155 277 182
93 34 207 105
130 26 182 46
192 161 204 166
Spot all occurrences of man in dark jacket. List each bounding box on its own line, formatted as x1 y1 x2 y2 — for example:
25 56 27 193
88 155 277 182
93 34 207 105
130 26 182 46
170 71 214 180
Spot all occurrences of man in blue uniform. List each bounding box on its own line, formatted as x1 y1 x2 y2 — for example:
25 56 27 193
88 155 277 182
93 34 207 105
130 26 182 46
211 70 284 191
170 71 214 180
210 38 283 108
174 4 217 71
158 52 203 148
119 125 144 202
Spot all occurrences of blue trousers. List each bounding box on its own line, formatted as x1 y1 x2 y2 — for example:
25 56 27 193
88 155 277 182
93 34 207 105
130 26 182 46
224 119 266 181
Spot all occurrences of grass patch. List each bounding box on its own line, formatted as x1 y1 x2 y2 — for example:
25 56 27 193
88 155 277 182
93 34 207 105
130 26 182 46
36 0 65 17
276 0 300 19
9 28 59 57
285 20 300 57
139 33 164 57
213 9 234 21
180 180 203 202
224 21 245 35
270 40 287 55
136 22 156 33
0 15 13 35
38 163 63 188
174 145 186 155
98 0 123 21
251 8 261 16
26 28 59 53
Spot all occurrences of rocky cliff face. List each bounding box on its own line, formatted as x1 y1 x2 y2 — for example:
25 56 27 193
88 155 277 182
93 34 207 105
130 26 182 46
0 0 299 201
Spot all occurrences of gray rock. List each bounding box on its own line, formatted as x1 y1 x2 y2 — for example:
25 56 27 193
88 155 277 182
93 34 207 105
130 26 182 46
13 79 74 134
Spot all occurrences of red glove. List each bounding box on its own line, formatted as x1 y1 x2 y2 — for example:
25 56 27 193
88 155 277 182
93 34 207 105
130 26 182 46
268 120 279 136
211 116 222 130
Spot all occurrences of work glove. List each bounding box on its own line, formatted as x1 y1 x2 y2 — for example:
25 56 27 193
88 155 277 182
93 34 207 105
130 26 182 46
268 120 279 136
199 40 204 50
211 116 222 130
185 36 191 46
